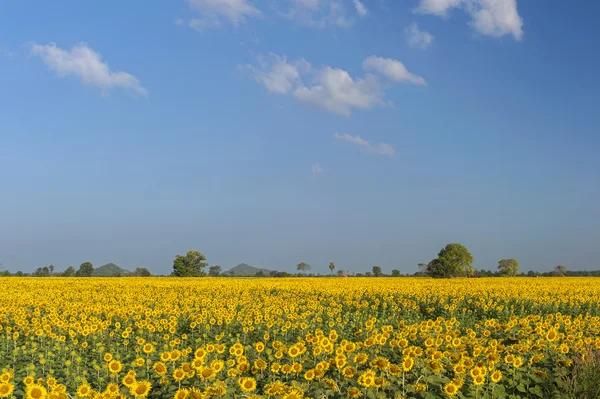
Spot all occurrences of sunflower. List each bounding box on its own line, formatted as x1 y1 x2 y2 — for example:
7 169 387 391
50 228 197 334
130 381 152 398
174 388 189 399
472 374 485 386
105 383 120 395
76 384 92 398
108 360 123 374
142 343 154 354
357 369 376 388
513 356 524 368
24 376 35 386
491 370 502 383
0 383 14 398
122 374 137 388
443 382 459 396
173 368 186 382
238 377 257 393
304 369 316 381
346 387 363 398
104 353 113 362
153 362 167 376
402 356 414 372
26 384 48 399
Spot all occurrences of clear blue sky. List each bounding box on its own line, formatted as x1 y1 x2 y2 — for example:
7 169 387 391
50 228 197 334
1 0 599 274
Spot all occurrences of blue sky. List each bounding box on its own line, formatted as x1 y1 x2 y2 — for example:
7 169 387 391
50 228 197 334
1 0 599 275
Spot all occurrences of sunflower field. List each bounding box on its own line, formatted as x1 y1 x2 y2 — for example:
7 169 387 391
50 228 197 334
0 277 599 399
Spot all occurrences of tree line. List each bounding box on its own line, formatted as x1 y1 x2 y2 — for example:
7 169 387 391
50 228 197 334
1 244 595 278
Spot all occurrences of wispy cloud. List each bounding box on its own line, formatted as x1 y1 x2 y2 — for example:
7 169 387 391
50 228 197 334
30 42 147 95
333 133 396 157
362 56 426 85
353 0 368 17
415 0 523 40
241 54 425 115
312 162 324 176
182 0 261 30
405 23 434 49
1 48 17 60
278 0 354 28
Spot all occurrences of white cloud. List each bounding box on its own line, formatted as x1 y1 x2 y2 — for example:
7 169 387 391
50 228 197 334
353 0 368 17
185 0 261 28
294 67 385 115
333 133 396 157
241 53 310 94
279 0 354 27
242 54 426 115
362 56 426 85
416 0 523 40
312 162 324 176
405 23 434 49
30 43 147 95
416 0 462 16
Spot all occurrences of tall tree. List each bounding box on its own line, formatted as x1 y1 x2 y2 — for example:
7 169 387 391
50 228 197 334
172 250 208 277
208 265 222 277
62 266 75 277
372 266 382 277
296 262 311 274
554 265 567 276
337 269 345 277
498 259 519 276
328 262 335 274
391 269 400 277
426 243 474 278
49 265 55 274
76 262 94 277
417 263 428 273
132 267 151 277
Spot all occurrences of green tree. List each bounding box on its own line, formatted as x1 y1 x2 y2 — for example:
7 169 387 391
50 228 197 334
418 263 428 273
297 262 311 274
132 267 151 277
372 266 382 277
498 258 519 276
255 271 265 277
15 271 24 277
208 265 222 277
62 266 75 277
172 250 208 277
427 243 474 278
337 269 346 277
328 262 335 274
391 269 400 277
554 265 567 276
49 265 55 274
75 262 94 277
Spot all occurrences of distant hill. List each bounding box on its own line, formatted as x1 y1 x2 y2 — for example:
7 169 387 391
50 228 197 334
92 263 130 277
223 263 272 276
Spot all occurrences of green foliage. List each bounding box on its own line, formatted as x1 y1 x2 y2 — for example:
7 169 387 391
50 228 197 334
92 263 130 277
555 347 600 399
554 265 568 276
131 267 151 277
296 262 311 273
208 265 222 277
76 262 94 277
427 243 474 278
172 250 208 277
498 258 520 276
391 269 400 277
328 262 335 274
61 266 75 277
223 263 271 276
372 266 382 277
